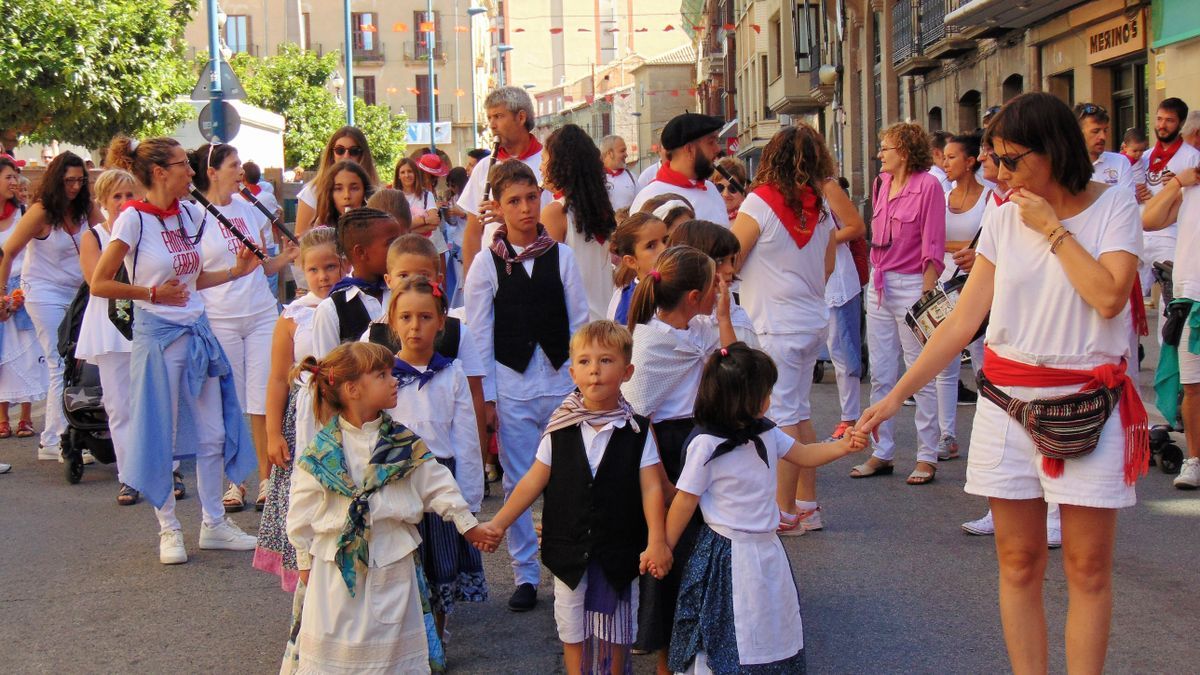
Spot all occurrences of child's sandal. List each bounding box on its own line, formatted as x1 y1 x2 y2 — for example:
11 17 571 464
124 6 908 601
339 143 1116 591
15 420 34 438
0 421 12 439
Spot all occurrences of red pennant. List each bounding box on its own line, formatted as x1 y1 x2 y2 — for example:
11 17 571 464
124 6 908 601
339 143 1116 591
670 90 679 97
585 95 595 103
751 24 761 33
664 24 675 31
578 28 590 32
514 27 525 32
619 92 630 99
407 87 420 94
635 27 648 32
723 23 735 30
688 88 697 96
550 27 563 34
606 27 620 33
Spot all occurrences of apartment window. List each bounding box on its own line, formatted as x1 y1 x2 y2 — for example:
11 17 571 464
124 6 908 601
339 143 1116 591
1048 71 1075 108
760 55 774 120
413 11 441 59
769 16 782 79
352 12 378 53
793 0 821 72
415 74 440 122
225 15 251 54
354 76 376 106
301 13 311 50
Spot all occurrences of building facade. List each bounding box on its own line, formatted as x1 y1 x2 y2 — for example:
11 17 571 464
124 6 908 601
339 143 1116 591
183 0 489 166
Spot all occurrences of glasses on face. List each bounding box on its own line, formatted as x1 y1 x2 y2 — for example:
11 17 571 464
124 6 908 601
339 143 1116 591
989 148 1034 171
878 145 897 154
163 159 190 170
63 176 88 186
334 145 364 158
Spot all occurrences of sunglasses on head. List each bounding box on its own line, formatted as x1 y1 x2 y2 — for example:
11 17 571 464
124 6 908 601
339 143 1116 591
988 148 1034 171
1076 103 1107 119
334 145 364 158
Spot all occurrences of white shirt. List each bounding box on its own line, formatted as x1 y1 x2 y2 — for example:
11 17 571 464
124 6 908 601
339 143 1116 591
1127 155 1146 187
605 169 638 213
1142 142 1200 243
236 188 280 222
675 426 794 532
387 361 484 512
1172 185 1200 300
825 214 861 307
360 315 495 402
464 242 590 401
197 199 277 319
76 225 131 359
558 198 616 322
1092 151 1134 192
929 165 953 192
976 167 998 193
534 417 660 476
977 186 1141 369
22 221 84 293
635 162 662 192
310 286 389 359
736 193 833 335
297 182 316 208
623 316 720 422
940 187 988 284
282 292 322 364
110 202 207 324
631 178 730 226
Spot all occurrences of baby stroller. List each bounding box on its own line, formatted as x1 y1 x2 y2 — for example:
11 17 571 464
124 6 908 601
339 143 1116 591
56 283 115 484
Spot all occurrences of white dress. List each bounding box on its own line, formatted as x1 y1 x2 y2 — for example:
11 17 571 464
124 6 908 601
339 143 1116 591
76 226 133 360
557 197 616 322
0 224 47 402
283 293 322 453
287 416 478 675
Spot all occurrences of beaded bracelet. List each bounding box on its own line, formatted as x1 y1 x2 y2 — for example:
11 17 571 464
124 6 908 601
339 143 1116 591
1049 230 1074 254
1045 225 1066 242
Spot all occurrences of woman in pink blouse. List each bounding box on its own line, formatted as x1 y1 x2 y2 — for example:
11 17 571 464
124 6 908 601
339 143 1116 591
851 123 947 484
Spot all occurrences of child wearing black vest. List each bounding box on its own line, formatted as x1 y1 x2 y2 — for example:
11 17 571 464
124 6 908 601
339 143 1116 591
476 321 670 675
310 207 405 358
464 161 590 611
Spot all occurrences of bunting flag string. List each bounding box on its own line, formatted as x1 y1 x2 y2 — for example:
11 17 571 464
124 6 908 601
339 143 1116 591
385 22 740 36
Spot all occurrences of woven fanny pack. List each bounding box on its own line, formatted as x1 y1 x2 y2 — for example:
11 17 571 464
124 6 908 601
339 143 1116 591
977 374 1119 462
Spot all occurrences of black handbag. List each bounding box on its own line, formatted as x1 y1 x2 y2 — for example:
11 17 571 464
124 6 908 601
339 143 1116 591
107 218 140 341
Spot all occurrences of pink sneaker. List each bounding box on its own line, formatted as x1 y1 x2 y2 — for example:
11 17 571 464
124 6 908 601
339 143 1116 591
777 510 807 537
795 505 823 531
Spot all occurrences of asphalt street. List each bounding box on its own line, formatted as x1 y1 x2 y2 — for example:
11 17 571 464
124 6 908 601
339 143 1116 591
1 349 1197 674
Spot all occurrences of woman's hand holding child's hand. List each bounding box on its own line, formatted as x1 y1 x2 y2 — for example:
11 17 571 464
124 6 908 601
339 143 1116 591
840 427 870 453
467 522 504 553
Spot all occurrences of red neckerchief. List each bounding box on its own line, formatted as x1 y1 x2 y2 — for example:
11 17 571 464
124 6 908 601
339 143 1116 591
1124 153 1138 166
654 163 707 191
982 347 1148 485
991 189 1010 207
552 191 564 200
0 200 16 222
127 199 181 217
243 183 262 196
604 168 624 178
1148 137 1183 176
751 184 819 249
1130 278 1148 337
495 136 543 162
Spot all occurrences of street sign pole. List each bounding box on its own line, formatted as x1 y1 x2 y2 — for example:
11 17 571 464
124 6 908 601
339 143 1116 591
206 0 226 143
344 0 356 125
427 0 437 153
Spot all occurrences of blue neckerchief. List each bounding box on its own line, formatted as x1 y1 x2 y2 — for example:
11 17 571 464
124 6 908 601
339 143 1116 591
123 310 256 508
330 275 387 301
694 418 778 466
296 412 432 595
393 352 453 390
0 275 34 354
614 280 636 325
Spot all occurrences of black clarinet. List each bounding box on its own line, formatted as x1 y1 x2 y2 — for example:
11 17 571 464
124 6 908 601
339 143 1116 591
237 184 300 246
482 138 504 201
714 164 746 195
189 186 268 261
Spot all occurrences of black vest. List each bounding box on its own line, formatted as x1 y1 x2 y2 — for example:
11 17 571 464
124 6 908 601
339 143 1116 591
540 415 650 590
367 316 461 360
491 244 570 372
331 289 373 344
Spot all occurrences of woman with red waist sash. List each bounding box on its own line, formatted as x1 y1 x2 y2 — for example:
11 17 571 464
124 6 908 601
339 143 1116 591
858 92 1149 674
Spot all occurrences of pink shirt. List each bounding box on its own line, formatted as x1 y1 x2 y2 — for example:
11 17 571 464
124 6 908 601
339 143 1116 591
868 170 946 298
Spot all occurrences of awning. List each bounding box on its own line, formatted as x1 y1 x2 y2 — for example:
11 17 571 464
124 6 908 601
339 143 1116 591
946 0 1086 29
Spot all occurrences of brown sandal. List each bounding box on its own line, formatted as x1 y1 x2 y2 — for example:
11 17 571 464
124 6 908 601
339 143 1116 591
0 421 12 439
906 462 937 485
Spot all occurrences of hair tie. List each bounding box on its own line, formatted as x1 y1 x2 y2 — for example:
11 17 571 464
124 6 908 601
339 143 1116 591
128 138 139 152
719 348 728 357
430 282 443 299
649 269 661 282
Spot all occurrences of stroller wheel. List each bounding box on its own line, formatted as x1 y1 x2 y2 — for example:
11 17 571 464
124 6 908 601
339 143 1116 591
63 432 84 484
1160 444 1184 475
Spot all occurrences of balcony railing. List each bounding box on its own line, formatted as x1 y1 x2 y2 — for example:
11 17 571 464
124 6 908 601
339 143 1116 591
921 0 962 48
403 41 444 61
351 41 386 63
412 103 457 123
892 1 917 65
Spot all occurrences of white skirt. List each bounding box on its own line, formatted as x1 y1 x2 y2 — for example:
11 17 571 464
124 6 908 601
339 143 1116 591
0 321 47 403
296 554 430 674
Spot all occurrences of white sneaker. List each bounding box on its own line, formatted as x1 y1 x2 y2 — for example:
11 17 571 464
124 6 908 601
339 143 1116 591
936 434 960 460
962 511 995 536
795 504 824 531
0 462 11 474
199 518 257 551
776 510 807 537
1174 457 1200 490
82 450 95 465
159 529 187 564
37 444 60 461
1046 526 1062 549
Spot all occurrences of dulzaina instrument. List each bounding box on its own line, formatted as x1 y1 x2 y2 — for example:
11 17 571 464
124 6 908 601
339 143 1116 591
188 186 268 262
237 184 300 246
714 164 746 194
482 138 504 202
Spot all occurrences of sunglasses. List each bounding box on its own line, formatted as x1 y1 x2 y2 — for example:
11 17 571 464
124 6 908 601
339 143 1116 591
1076 103 1107 119
334 145 364 158
989 148 1034 171
715 182 734 194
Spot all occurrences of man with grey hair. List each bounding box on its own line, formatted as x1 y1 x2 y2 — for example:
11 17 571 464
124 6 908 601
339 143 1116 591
457 86 550 280
599 134 636 211
1183 110 1200 150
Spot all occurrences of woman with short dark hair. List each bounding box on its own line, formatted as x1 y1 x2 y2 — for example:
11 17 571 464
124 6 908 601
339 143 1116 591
0 151 102 462
859 92 1147 673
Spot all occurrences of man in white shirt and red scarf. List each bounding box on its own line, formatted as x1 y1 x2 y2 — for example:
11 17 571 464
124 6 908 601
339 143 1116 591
1137 98 1198 306
600 135 637 213
630 113 730 225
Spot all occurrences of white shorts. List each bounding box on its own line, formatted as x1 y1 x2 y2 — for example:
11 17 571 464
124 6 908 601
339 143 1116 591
759 332 824 426
964 384 1136 509
209 307 278 415
1181 322 1200 385
553 569 639 645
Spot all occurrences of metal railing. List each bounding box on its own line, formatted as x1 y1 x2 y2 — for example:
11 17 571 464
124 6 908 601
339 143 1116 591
892 1 917 64
352 41 386 62
412 103 456 123
403 40 444 61
921 0 964 48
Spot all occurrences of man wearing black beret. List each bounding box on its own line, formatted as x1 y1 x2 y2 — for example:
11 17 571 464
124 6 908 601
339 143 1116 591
631 113 730 225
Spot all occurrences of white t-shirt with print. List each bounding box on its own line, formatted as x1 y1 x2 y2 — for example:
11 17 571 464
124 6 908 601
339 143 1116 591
110 202 208 325
1092 151 1133 192
198 199 277 319
976 186 1141 369
1142 142 1200 245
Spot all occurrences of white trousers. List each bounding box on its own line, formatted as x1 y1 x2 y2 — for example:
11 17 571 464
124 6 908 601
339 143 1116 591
209 307 278 415
24 297 68 448
497 392 563 586
151 333 227 533
866 271 939 464
93 352 132 484
825 294 863 421
935 338 983 438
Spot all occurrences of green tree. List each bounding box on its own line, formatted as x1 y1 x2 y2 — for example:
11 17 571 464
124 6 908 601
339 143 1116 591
219 44 406 170
0 0 195 149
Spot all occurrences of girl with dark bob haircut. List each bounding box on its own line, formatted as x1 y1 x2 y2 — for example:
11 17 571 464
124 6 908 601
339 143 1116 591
983 92 1094 194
